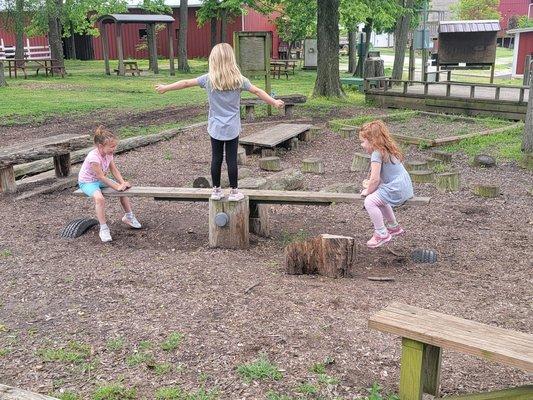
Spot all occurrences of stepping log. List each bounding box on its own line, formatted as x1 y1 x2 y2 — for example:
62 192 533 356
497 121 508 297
289 137 299 150
259 156 282 171
473 184 500 198
285 234 357 278
0 166 16 193
425 157 442 169
351 152 371 172
435 171 460 192
409 170 434 183
249 202 270 237
53 153 71 177
405 160 428 172
209 197 249 249
237 146 247 165
339 126 357 139
431 150 452 163
261 148 276 157
301 158 324 174
303 126 322 141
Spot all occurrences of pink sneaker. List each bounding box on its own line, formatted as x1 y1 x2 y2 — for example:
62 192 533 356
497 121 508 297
366 232 392 248
387 225 405 236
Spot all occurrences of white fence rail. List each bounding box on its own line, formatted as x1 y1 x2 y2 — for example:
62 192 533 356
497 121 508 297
0 38 51 60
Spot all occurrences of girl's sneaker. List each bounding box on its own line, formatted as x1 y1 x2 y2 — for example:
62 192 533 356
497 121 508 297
99 227 112 242
387 225 405 236
366 232 392 248
228 189 245 201
122 214 142 229
210 187 224 201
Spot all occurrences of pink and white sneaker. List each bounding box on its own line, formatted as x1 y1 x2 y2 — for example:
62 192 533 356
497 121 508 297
366 232 392 248
210 187 225 201
228 189 245 201
387 225 405 237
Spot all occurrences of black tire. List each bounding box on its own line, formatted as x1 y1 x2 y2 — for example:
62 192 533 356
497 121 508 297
411 249 437 264
61 218 99 238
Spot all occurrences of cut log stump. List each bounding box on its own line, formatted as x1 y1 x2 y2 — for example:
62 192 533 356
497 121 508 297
435 171 460 192
237 146 247 165
351 152 371 172
339 126 357 139
473 184 500 198
425 157 442 169
431 150 452 163
409 170 434 183
249 202 270 237
405 160 428 172
290 137 299 150
209 197 249 249
261 148 277 157
0 165 16 194
193 176 211 188
285 234 357 278
53 152 71 177
301 158 324 174
303 126 322 141
259 156 282 171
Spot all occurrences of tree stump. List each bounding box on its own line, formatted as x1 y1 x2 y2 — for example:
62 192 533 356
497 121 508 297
284 104 295 118
405 160 428 171
364 58 385 88
237 146 247 165
473 184 500 198
261 148 276 157
521 153 533 170
209 197 249 249
339 126 357 139
53 152 71 177
473 154 496 168
351 152 371 172
0 166 16 194
290 137 299 150
193 176 211 188
238 177 267 189
431 150 452 163
409 170 434 183
244 104 255 122
259 156 282 171
249 202 270 237
435 171 460 192
303 126 322 141
285 234 357 278
425 157 442 169
301 158 324 174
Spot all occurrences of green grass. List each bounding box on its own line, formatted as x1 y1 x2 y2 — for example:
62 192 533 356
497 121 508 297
154 362 173 376
329 110 418 131
161 332 184 351
237 354 283 383
105 337 125 351
0 348 10 357
37 341 91 364
441 124 525 162
55 392 81 400
0 249 12 257
279 229 311 246
266 392 295 400
364 383 399 400
155 386 218 400
126 351 154 367
92 384 136 400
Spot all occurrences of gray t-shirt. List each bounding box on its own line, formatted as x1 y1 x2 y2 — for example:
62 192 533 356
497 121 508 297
371 150 414 206
197 74 252 140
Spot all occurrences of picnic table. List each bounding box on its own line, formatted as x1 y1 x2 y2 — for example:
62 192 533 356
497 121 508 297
270 59 297 79
114 60 142 76
5 58 65 78
0 134 91 194
239 123 312 154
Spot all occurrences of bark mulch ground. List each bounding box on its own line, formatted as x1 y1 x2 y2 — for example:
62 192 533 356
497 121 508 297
0 106 531 399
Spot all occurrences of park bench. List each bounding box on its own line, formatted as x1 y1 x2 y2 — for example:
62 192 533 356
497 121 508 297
368 303 533 400
0 134 91 194
239 123 312 155
241 94 307 122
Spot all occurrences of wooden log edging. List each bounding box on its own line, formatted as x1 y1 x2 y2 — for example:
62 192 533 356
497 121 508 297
433 122 523 146
0 384 59 399
13 122 207 179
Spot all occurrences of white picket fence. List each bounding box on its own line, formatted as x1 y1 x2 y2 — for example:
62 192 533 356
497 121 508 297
0 38 51 60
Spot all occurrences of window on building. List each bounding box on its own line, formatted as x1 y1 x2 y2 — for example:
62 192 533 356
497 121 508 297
139 29 147 39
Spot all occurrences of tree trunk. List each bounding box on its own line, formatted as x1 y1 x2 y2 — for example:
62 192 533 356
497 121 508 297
348 27 357 74
522 77 533 153
147 26 155 70
313 0 343 97
0 61 6 87
47 0 64 67
392 0 413 80
363 20 372 63
210 18 218 49
178 0 190 72
69 23 77 60
15 0 25 60
220 9 227 43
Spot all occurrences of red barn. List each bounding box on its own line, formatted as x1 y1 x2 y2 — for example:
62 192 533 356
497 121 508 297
507 27 533 75
498 0 533 46
0 0 280 60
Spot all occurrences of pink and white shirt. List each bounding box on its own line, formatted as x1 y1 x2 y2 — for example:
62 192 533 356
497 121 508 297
78 148 113 183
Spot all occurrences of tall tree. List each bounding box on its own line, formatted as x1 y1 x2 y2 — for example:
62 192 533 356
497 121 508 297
314 0 343 97
391 0 413 80
522 78 533 153
47 0 64 67
451 0 500 20
178 0 190 71
197 0 250 46
340 0 367 74
0 61 6 87
14 0 25 59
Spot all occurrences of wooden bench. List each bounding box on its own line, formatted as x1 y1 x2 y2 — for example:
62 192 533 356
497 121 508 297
369 303 533 400
114 61 142 76
0 134 91 194
241 94 307 122
239 123 312 155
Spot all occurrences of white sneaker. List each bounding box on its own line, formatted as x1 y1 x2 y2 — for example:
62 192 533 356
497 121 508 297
228 189 245 201
122 214 142 229
99 227 112 242
210 187 225 201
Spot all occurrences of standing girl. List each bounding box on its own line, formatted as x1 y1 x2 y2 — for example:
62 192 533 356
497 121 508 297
156 43 284 201
359 120 413 248
78 126 141 242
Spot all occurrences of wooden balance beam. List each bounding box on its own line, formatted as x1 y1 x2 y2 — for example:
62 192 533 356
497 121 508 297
74 187 430 249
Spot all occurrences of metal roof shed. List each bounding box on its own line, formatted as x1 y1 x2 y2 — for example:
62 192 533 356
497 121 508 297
97 14 176 76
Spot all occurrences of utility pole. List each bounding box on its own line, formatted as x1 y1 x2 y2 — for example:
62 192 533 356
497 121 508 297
421 0 428 82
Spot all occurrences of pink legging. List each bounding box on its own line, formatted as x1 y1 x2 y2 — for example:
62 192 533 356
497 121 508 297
364 192 396 231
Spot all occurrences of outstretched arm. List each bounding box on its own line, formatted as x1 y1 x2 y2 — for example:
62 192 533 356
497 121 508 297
249 84 285 109
155 78 199 94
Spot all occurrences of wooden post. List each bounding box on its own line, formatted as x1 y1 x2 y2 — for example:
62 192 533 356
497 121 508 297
0 166 16 194
473 184 500 198
405 160 428 172
435 171 460 192
237 146 247 165
53 153 71 177
245 105 255 122
167 23 175 76
339 126 356 138
400 338 424 400
209 197 249 249
495 86 501 100
301 158 324 174
101 22 110 75
470 85 475 98
116 23 125 76
259 156 282 171
351 152 371 172
148 23 159 74
422 344 442 397
446 83 451 97
249 202 270 237
408 42 415 83
409 170 434 183
284 104 294 118
490 63 495 84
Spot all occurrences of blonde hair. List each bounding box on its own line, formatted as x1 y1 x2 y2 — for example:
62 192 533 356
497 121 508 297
208 43 244 91
94 125 117 145
359 120 404 162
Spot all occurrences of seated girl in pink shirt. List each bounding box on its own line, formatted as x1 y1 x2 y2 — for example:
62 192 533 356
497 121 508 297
78 126 141 242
